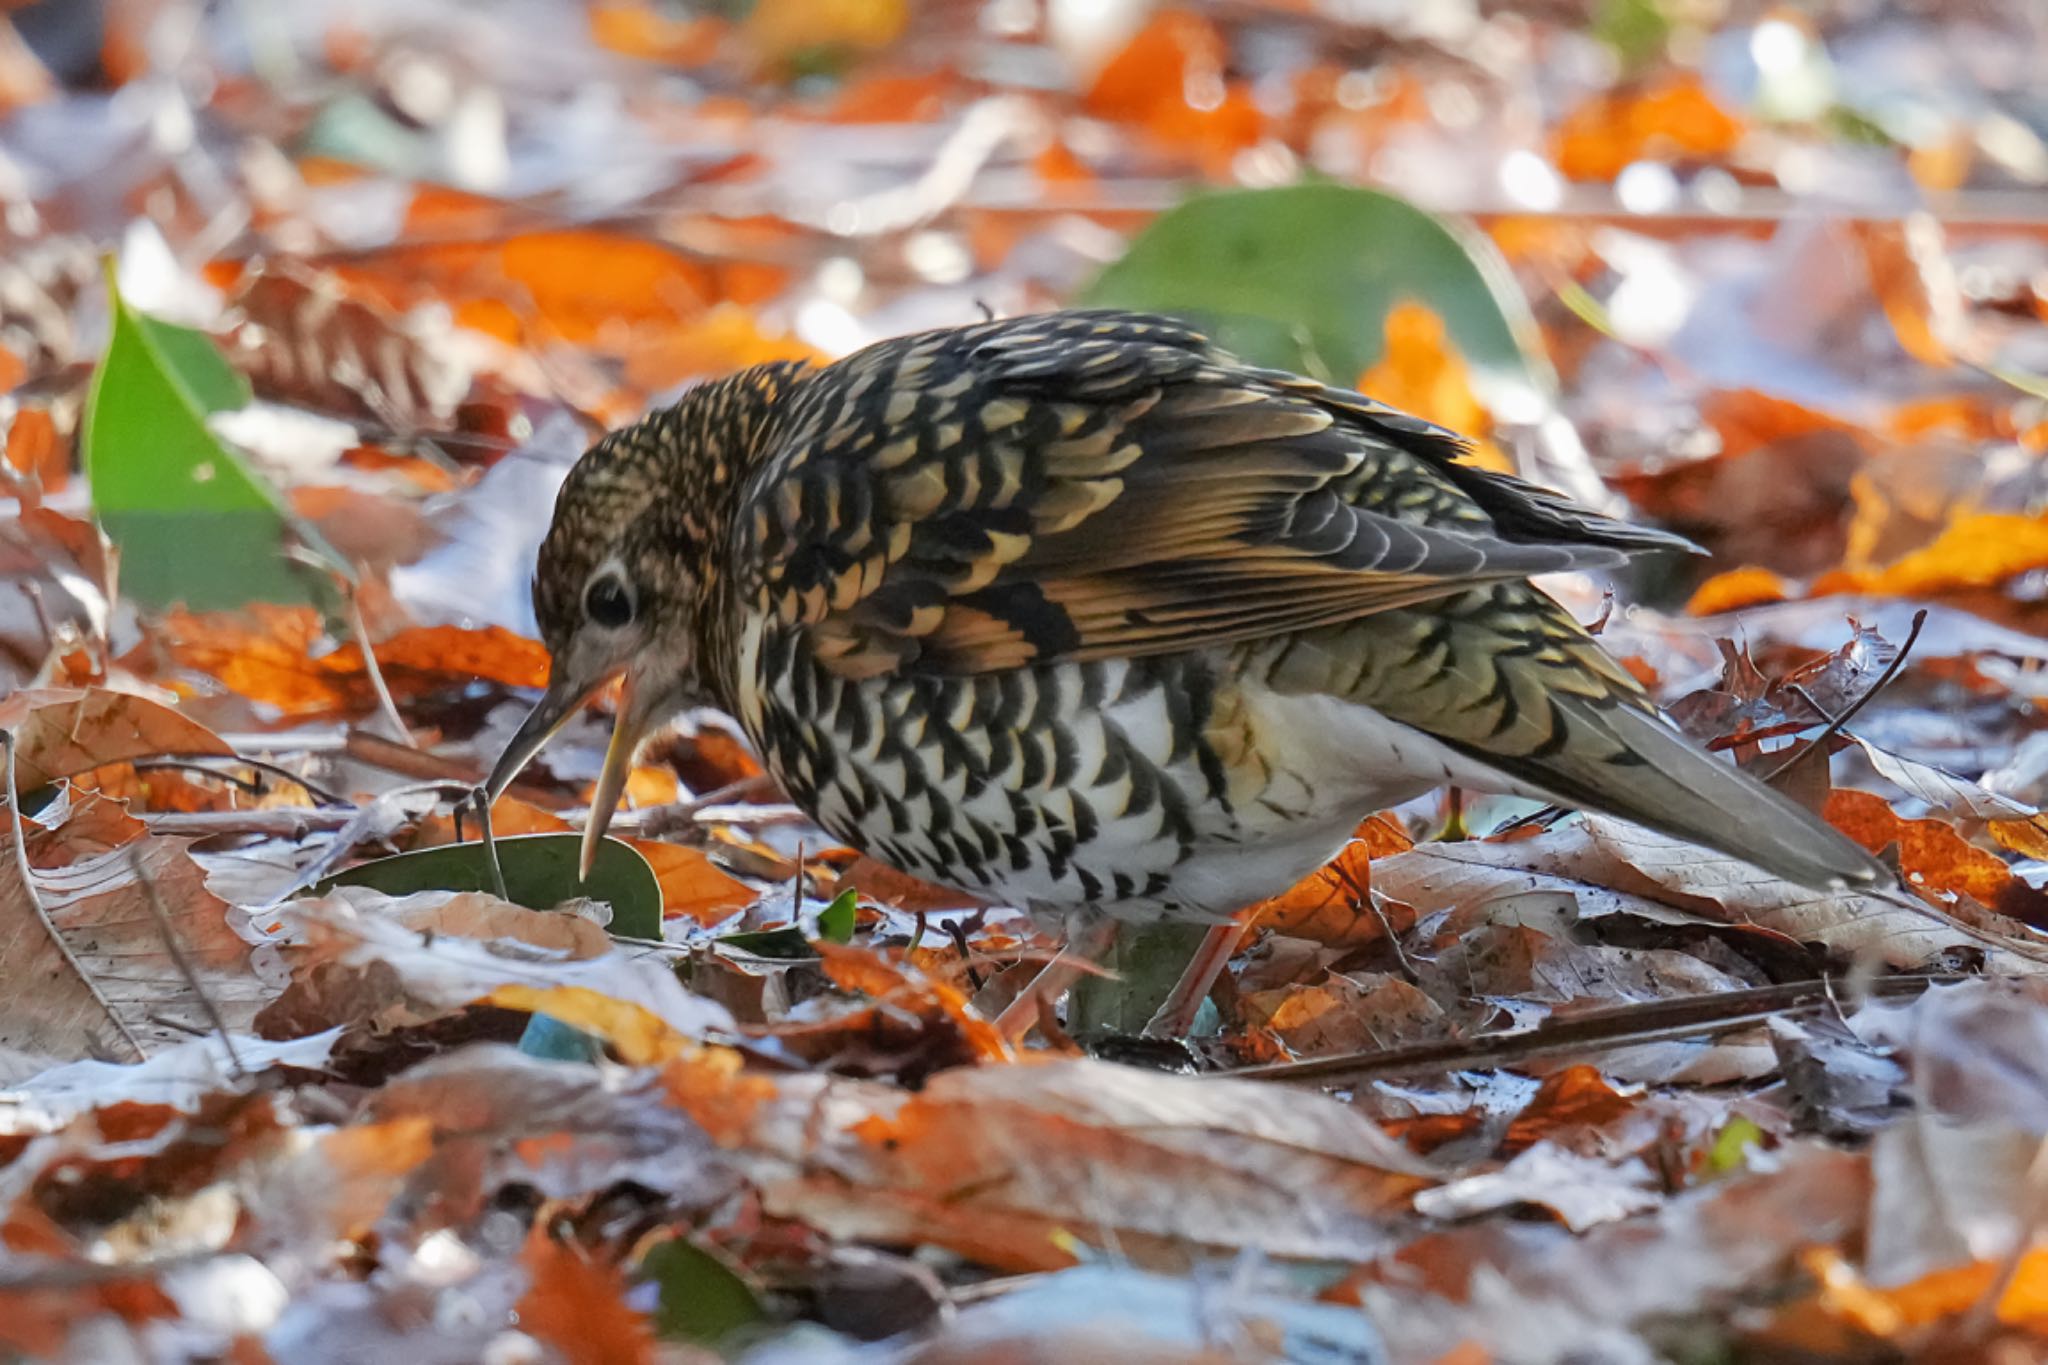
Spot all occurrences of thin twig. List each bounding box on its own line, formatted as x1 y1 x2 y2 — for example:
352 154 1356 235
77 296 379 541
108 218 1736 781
142 808 358 837
1226 974 1956 1085
134 753 352 808
127 843 245 1078
346 590 414 748
1760 608 1928 786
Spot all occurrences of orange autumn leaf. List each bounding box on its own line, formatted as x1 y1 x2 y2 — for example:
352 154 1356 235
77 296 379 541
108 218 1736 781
1686 565 1792 616
744 0 907 67
1356 300 1508 472
1554 73 1745 182
410 795 569 849
1700 388 1863 461
1853 217 1961 368
515 1226 657 1365
1249 812 1413 946
0 688 232 792
623 840 756 925
817 941 1011 1063
1501 1066 1637 1154
587 0 724 65
1082 9 1264 167
331 230 780 351
1824 788 2012 907
1818 512 2048 598
818 70 957 123
1799 1244 2048 1337
622 302 822 396
1885 394 2009 444
156 610 549 716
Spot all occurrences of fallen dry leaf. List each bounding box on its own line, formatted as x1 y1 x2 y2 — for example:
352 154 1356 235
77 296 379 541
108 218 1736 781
0 688 231 792
0 831 261 1063
660 1052 1435 1272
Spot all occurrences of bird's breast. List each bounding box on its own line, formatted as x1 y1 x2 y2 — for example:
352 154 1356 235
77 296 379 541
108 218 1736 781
728 617 1468 917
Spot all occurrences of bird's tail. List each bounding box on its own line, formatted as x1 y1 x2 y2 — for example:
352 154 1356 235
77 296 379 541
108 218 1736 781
1338 585 1885 890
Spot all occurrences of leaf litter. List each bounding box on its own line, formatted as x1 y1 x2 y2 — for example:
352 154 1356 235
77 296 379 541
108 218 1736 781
2 0 2048 1360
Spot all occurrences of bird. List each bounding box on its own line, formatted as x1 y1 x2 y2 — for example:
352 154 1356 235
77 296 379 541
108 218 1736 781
484 308 1885 1037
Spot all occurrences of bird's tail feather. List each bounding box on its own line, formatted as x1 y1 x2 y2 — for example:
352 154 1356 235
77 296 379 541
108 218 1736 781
1336 585 1884 891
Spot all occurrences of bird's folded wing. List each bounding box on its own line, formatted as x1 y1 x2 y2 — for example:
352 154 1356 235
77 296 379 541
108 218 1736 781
735 312 1684 678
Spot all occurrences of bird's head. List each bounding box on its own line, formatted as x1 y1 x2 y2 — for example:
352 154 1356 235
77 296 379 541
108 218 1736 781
484 361 808 876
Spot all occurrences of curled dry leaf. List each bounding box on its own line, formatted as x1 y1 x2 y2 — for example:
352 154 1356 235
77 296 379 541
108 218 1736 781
1350 1144 1871 1361
1247 812 1412 947
256 887 733 1043
352 1043 735 1238
1378 816 2045 974
218 261 475 432
1413 1141 1661 1234
1239 972 1449 1060
660 1053 1435 1272
0 687 231 792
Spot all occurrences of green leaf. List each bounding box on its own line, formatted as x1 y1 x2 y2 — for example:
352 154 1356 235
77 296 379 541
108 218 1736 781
1706 1114 1765 1175
82 267 345 610
717 888 860 960
816 887 858 944
715 925 816 960
1066 921 1214 1039
642 1237 769 1347
1081 183 1546 390
314 833 663 940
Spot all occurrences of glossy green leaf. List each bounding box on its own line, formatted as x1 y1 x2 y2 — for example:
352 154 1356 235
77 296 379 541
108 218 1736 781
642 1237 769 1347
82 269 344 610
816 886 858 944
315 833 663 940
1081 183 1546 389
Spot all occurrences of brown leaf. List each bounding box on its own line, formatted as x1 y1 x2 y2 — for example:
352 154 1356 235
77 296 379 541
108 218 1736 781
0 688 231 792
1824 787 2020 911
660 1053 1434 1272
625 840 756 926
1248 813 1412 947
1373 817 2044 974
257 888 731 1042
0 832 261 1063
1239 972 1448 1059
516 1227 657 1365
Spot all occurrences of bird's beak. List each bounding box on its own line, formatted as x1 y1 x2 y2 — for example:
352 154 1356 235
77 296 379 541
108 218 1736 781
579 668 653 880
486 662 664 882
485 670 609 808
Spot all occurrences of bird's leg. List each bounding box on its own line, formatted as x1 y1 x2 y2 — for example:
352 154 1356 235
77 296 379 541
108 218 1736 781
991 916 1120 1042
1143 915 1249 1038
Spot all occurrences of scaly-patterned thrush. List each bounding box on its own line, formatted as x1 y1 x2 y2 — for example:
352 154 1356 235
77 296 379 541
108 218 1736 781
485 311 1883 1031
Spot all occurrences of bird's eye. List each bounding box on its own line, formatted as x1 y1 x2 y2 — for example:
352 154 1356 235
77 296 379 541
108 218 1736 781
583 572 635 629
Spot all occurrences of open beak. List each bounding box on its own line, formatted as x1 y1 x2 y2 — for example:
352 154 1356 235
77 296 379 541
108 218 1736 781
485 665 654 881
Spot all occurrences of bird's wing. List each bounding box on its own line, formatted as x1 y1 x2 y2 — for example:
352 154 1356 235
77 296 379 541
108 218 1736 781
736 310 1690 678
